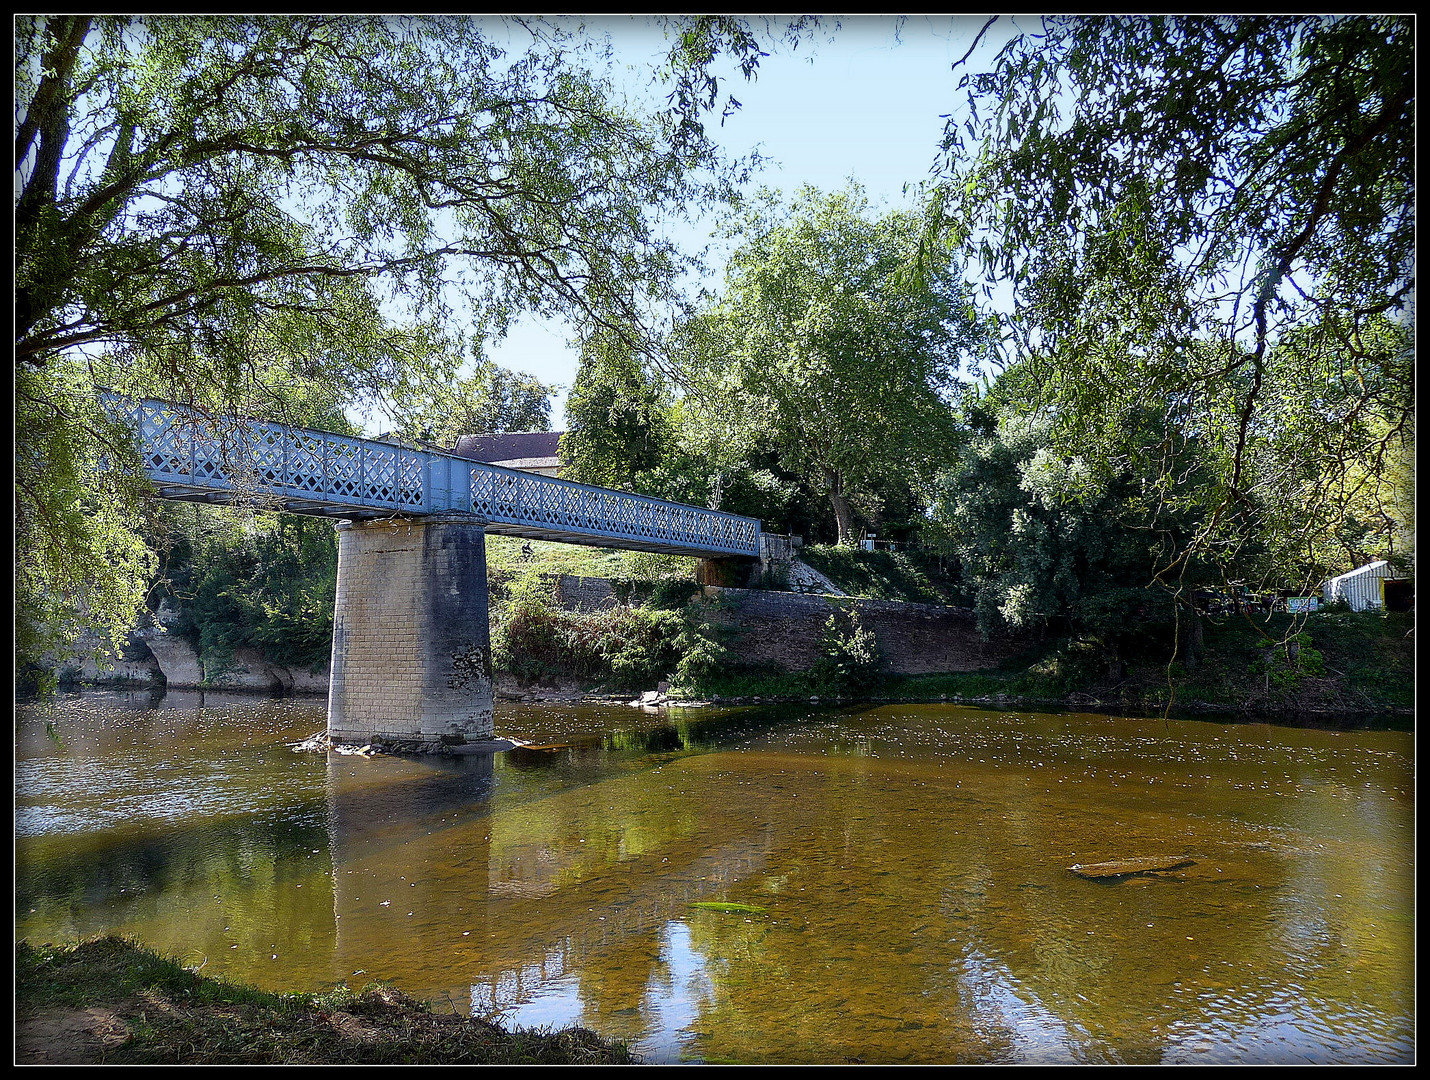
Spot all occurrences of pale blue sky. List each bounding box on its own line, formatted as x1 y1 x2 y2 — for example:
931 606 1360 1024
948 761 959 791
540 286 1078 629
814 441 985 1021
400 15 1025 432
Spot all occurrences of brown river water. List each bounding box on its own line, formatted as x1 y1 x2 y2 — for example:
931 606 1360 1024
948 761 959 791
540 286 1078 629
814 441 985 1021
14 690 1414 1064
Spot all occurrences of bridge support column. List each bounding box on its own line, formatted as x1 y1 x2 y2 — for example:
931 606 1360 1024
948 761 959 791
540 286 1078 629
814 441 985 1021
327 514 493 748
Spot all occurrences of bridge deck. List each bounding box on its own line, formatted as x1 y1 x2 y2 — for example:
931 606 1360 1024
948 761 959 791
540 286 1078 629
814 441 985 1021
111 397 761 558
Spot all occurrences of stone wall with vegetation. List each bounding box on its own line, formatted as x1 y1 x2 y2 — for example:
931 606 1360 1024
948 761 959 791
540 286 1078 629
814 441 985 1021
693 587 1019 675
547 575 1019 676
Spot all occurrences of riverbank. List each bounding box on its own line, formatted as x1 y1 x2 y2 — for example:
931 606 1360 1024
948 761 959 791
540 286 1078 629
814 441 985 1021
16 936 635 1065
32 598 1412 728
492 608 1414 726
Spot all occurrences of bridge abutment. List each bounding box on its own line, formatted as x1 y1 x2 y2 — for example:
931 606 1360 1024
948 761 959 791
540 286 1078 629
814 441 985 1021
327 514 493 748
695 556 759 588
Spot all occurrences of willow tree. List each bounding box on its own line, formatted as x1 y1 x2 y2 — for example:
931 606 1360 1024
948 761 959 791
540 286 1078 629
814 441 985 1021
686 185 983 545
930 15 1414 599
14 15 786 664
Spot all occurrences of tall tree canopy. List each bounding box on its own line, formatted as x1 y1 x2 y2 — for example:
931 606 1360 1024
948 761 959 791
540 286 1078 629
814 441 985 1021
561 325 674 493
684 186 983 544
13 14 787 663
393 361 554 448
931 15 1414 594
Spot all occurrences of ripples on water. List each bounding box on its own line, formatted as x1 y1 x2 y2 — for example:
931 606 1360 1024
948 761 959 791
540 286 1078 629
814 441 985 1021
14 691 1414 1064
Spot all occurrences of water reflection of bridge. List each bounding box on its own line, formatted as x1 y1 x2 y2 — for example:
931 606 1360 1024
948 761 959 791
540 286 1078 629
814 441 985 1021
321 742 776 1033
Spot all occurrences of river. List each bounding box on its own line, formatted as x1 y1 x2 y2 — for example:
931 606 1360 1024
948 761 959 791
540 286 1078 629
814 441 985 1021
14 690 1414 1064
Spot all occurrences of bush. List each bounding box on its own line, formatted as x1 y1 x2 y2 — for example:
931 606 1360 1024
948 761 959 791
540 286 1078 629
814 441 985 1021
811 609 883 693
491 571 728 693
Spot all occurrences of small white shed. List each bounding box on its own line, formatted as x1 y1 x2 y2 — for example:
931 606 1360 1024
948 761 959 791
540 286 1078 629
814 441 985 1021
1322 561 1406 612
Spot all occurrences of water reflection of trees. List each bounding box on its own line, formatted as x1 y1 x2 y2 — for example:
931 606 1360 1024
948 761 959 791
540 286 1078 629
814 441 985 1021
30 697 1395 1062
467 726 1411 1065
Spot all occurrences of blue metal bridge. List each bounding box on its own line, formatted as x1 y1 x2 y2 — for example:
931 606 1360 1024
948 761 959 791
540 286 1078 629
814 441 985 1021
111 396 761 559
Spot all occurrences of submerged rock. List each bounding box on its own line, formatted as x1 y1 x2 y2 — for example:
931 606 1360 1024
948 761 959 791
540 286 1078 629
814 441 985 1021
1069 856 1196 880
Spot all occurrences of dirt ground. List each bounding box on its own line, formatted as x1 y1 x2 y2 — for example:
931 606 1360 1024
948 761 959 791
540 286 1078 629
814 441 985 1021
16 1006 131 1064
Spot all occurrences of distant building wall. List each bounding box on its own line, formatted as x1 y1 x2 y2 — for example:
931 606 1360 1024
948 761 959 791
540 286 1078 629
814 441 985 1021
1324 560 1410 612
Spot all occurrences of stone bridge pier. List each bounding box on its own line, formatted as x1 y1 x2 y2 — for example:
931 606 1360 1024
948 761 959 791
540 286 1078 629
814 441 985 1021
327 514 494 748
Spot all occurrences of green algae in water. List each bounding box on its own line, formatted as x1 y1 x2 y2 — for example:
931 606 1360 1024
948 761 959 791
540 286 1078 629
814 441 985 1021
691 901 768 914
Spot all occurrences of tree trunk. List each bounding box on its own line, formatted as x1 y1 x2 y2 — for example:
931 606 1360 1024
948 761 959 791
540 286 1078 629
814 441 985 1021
824 469 856 546
1176 606 1204 670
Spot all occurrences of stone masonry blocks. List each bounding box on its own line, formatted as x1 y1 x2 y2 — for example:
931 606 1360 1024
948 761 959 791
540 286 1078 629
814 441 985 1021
328 515 493 745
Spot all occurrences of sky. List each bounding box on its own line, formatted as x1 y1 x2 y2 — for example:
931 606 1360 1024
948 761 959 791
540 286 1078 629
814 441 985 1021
464 15 1025 432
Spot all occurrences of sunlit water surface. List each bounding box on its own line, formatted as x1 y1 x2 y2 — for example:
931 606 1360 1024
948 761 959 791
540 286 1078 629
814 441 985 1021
15 690 1414 1064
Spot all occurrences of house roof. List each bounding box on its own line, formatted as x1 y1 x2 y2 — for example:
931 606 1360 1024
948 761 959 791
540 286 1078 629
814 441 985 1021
450 430 562 467
1327 560 1400 583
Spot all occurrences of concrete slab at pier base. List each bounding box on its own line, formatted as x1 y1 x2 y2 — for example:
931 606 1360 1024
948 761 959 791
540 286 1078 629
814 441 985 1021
327 514 493 748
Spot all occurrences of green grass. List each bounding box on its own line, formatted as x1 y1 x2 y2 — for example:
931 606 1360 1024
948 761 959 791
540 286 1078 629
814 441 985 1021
797 545 960 604
17 936 635 1065
485 535 696 582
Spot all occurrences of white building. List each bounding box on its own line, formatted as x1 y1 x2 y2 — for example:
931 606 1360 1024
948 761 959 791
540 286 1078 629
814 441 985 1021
1322 561 1413 612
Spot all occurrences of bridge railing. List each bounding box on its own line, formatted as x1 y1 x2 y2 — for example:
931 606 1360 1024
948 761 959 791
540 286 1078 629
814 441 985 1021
467 464 761 554
112 396 428 515
109 396 760 557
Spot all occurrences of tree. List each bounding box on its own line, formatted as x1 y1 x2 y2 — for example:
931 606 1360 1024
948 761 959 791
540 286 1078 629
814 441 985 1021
560 325 675 492
926 389 1208 656
158 506 339 676
14 15 786 665
929 15 1414 594
1249 316 1414 586
393 361 555 447
685 185 983 544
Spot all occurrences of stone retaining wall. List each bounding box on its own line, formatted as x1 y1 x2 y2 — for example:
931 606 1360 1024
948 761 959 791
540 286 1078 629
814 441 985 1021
554 575 1019 675
56 570 1013 695
694 586 1020 674
556 575 619 612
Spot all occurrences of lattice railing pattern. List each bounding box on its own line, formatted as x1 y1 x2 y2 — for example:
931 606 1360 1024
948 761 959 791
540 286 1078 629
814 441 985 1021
108 396 760 556
115 397 426 514
469 466 760 555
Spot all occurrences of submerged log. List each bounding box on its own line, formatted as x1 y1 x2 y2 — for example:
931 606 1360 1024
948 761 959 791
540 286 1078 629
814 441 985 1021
1069 856 1195 879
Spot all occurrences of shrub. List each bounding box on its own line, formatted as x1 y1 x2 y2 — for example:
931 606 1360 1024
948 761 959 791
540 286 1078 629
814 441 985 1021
492 570 727 692
811 609 883 693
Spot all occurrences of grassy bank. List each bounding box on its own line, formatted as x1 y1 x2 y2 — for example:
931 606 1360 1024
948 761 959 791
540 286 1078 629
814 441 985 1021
16 936 635 1065
797 544 961 604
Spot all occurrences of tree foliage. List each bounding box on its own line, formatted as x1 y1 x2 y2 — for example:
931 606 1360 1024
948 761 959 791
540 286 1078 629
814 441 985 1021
1249 316 1414 586
931 15 1414 591
14 14 780 664
393 361 555 447
560 325 675 492
683 185 983 544
927 396 1198 647
159 506 339 674
16 15 748 375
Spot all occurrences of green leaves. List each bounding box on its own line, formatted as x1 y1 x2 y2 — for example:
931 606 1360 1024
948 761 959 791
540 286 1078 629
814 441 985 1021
391 361 554 447
681 184 983 543
928 16 1413 597
15 365 159 668
928 400 1199 642
16 15 778 660
561 325 674 493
